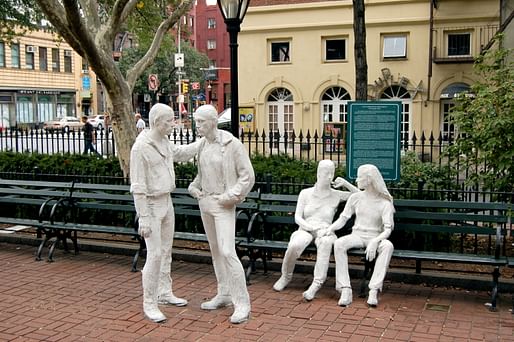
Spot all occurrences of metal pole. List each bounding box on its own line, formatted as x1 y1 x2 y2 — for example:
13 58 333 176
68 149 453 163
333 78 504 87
177 18 182 128
226 19 240 138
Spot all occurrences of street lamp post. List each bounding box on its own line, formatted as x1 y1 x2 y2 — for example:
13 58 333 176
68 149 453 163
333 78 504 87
217 0 249 138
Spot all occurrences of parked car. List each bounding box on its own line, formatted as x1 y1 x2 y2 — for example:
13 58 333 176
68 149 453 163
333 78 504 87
43 116 84 133
87 115 105 130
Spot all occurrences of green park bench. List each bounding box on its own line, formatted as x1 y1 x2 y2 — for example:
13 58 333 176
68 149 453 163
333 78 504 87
242 193 510 311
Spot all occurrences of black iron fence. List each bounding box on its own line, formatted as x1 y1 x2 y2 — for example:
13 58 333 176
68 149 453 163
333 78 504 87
0 126 457 162
0 127 512 198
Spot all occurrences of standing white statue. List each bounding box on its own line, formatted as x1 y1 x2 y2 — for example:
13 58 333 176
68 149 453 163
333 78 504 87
273 160 359 300
188 104 255 324
328 164 395 307
130 103 199 323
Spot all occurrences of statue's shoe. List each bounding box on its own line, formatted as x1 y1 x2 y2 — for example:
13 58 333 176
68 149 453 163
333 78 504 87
201 295 232 310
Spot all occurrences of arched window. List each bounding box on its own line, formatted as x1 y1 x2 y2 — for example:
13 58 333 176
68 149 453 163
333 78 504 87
321 86 351 124
380 85 411 143
267 87 294 134
440 83 470 141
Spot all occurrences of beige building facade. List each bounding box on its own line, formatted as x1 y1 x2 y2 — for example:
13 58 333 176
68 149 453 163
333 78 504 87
238 0 500 146
0 28 98 128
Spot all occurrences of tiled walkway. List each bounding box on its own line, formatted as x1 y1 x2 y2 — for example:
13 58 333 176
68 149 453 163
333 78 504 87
1 242 513 341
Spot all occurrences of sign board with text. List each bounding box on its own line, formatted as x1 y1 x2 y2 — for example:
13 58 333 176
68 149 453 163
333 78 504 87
347 101 401 181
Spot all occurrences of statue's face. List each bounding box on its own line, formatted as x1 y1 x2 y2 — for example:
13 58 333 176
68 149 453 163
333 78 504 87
317 164 334 186
194 115 216 137
156 114 175 136
356 168 370 190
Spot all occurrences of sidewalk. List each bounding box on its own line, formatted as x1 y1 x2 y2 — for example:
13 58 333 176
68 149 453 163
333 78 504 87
1 242 513 342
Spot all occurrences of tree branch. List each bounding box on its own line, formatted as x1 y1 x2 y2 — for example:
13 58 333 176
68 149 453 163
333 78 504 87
36 0 86 56
126 0 193 91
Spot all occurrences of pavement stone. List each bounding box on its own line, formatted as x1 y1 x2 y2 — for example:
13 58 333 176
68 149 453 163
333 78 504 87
1 242 514 341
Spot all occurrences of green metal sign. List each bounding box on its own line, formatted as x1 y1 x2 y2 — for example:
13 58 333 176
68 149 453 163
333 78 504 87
347 101 401 181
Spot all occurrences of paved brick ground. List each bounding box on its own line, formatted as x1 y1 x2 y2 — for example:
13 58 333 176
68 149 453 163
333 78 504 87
1 242 514 341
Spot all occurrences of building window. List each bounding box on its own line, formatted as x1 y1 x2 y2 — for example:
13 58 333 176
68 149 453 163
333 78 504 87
383 35 407 58
441 101 456 142
267 88 294 142
25 46 34 70
0 42 5 67
322 86 351 152
64 50 72 72
39 47 47 71
207 39 216 50
11 43 20 68
208 18 216 29
447 32 471 56
324 38 346 61
380 85 412 145
51 48 60 72
270 41 291 63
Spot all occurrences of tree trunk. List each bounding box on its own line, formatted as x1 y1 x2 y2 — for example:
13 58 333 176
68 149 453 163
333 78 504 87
353 0 368 101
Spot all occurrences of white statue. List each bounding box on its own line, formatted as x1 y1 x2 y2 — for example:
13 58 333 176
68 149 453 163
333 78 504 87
130 103 199 323
327 164 395 307
188 104 255 324
273 160 359 300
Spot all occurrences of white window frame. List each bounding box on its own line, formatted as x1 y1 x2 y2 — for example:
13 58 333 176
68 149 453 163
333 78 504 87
207 39 216 50
207 18 216 29
383 35 407 58
269 40 291 64
323 37 347 62
446 31 472 57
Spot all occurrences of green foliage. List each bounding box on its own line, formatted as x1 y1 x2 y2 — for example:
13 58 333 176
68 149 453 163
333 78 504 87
447 34 514 192
119 41 209 98
0 152 123 177
250 154 347 184
395 151 457 190
0 0 45 42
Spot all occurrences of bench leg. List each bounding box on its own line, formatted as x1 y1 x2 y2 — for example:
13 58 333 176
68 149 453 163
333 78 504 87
47 238 58 262
131 238 144 272
35 235 50 261
489 266 500 312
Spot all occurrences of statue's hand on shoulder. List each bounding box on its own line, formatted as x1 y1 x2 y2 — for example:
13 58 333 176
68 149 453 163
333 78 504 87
138 216 152 238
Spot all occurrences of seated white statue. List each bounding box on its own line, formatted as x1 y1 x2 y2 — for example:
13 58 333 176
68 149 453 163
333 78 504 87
273 160 359 300
327 164 395 307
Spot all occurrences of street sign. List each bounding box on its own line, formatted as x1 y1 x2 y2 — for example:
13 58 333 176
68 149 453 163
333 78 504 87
174 53 184 68
148 74 159 91
347 101 401 181
191 82 200 90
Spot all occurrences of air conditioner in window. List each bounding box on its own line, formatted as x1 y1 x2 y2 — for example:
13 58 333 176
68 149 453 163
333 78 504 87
26 45 35 53
64 50 72 57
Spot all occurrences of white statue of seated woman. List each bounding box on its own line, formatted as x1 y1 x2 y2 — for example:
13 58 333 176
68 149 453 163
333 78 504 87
273 160 359 300
326 164 395 307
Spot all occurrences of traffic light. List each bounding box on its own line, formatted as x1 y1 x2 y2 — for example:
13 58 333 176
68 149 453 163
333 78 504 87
181 81 189 94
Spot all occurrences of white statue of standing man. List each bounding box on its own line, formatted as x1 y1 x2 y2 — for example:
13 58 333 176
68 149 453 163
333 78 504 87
188 104 255 324
326 164 395 307
130 103 199 323
273 160 359 300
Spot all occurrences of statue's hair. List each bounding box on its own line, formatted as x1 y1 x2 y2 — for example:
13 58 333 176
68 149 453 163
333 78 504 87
317 159 336 176
358 164 393 202
148 103 174 129
194 104 218 121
